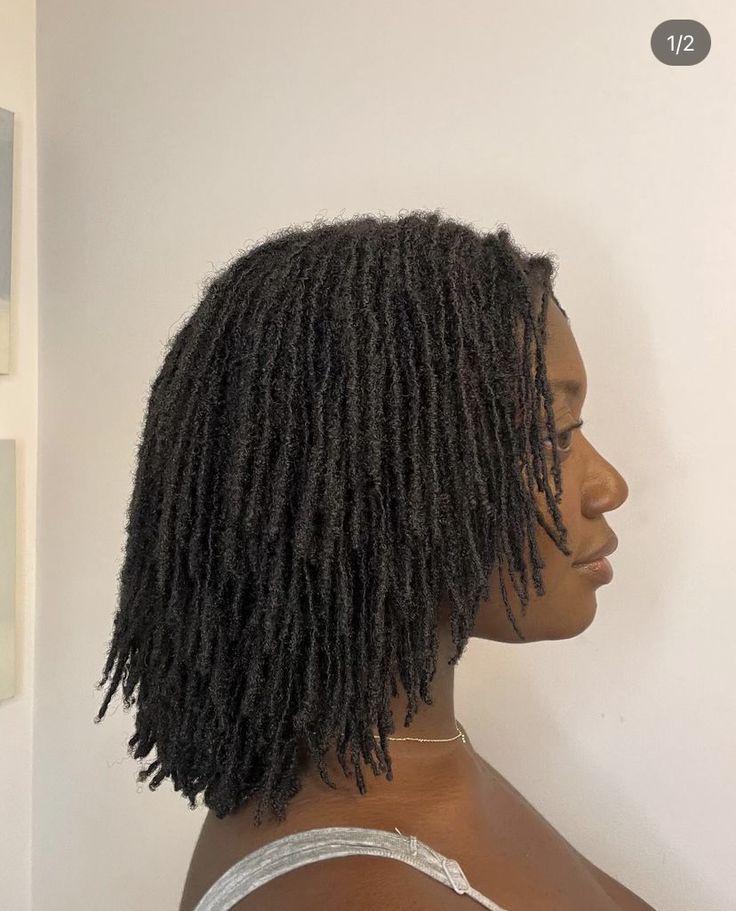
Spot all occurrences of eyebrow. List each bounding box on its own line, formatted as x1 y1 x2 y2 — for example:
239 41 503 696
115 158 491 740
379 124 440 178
551 379 583 399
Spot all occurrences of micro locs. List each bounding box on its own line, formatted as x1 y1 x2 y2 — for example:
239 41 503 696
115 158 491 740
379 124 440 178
95 209 572 827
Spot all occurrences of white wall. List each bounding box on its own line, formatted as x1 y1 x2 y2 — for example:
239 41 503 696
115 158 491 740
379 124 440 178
34 2 735 910
0 2 37 910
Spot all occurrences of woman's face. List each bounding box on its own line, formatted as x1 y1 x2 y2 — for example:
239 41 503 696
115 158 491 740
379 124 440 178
472 297 629 643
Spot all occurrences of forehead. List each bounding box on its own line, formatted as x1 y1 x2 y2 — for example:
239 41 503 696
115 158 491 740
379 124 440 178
544 299 587 403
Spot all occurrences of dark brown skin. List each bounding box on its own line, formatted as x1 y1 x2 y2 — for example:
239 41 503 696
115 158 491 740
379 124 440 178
179 300 658 910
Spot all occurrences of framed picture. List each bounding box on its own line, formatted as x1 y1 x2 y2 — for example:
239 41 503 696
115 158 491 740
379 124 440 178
0 107 14 374
0 439 15 700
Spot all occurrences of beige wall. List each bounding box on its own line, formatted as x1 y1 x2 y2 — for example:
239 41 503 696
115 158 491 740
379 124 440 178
31 2 735 910
0 1 37 910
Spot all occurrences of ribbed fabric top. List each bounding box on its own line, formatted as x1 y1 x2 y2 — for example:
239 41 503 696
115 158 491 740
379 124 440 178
191 825 511 910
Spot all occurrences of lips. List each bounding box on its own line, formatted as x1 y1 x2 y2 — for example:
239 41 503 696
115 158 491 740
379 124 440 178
576 556 614 583
573 534 618 566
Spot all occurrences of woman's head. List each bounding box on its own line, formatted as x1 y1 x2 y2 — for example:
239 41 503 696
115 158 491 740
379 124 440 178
95 210 627 826
470 287 628 643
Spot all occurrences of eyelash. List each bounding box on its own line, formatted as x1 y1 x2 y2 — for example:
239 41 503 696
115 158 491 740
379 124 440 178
544 419 584 454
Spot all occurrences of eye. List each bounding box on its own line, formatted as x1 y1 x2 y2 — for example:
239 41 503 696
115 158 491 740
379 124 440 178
544 419 584 455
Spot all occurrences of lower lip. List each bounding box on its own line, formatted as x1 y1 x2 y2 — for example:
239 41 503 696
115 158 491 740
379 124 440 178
575 556 613 584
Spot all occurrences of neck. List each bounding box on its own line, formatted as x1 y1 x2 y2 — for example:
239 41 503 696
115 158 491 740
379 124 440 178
376 610 460 742
293 603 476 804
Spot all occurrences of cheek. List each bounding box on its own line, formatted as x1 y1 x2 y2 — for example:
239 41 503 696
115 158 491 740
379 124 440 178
531 483 579 575
531 535 570 596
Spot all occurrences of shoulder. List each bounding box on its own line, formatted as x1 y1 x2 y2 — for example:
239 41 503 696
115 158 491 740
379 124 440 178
583 865 659 911
474 753 658 911
226 851 478 911
180 815 472 911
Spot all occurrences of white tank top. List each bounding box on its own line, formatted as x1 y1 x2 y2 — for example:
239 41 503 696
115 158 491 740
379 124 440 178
192 825 512 910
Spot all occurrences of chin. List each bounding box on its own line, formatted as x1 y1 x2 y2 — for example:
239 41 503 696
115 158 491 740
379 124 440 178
523 600 598 641
549 607 598 640
471 595 598 643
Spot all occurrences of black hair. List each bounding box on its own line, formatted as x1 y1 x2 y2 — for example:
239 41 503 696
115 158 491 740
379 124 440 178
94 209 572 827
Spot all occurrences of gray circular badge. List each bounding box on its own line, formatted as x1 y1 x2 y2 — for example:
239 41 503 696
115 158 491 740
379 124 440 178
651 20 711 65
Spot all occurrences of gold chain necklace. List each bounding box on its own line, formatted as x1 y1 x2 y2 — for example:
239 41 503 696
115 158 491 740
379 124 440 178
372 720 467 743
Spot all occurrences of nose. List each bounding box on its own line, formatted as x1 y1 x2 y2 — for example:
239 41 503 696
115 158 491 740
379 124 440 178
581 444 629 517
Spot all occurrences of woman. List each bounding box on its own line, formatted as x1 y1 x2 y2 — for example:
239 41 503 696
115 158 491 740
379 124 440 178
95 211 655 909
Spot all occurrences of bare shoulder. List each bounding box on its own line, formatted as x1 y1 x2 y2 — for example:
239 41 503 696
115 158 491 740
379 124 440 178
223 850 478 911
180 811 471 911
182 748 660 911
584 866 659 911
474 753 659 911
